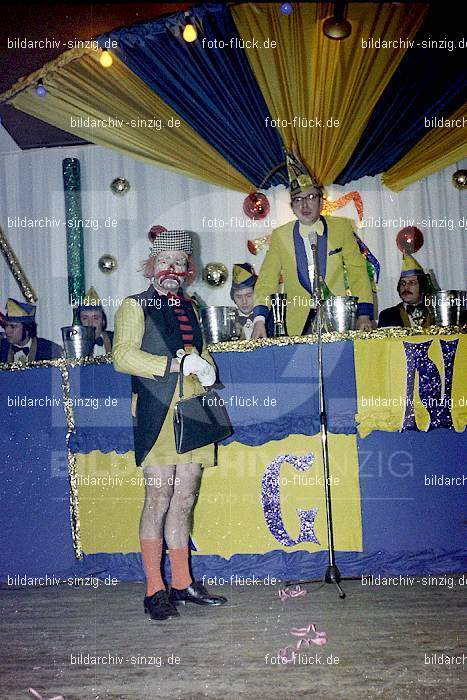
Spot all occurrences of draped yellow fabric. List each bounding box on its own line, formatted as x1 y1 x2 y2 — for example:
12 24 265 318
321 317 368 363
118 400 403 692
355 333 467 438
232 2 427 184
382 104 467 191
76 434 362 556
4 51 253 193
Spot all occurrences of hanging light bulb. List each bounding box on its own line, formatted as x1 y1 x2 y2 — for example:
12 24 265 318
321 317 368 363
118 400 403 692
100 49 113 67
35 80 46 97
323 1 352 40
280 2 293 14
182 12 197 42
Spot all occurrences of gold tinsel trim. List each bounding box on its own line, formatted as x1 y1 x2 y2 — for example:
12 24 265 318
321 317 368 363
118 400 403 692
207 326 466 353
0 226 38 303
0 353 112 372
59 365 82 560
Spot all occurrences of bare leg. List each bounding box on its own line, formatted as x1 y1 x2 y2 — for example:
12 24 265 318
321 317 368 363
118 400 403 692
164 462 202 549
140 464 175 539
165 462 202 589
140 464 175 596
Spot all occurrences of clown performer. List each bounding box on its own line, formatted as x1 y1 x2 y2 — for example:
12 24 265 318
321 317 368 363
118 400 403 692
230 263 258 340
378 253 435 328
113 226 227 621
76 287 114 355
0 298 62 363
252 151 373 337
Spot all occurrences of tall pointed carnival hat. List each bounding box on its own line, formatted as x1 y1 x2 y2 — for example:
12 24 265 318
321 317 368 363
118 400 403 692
285 148 322 197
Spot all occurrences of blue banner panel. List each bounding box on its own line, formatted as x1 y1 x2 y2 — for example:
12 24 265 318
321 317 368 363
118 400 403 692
68 364 133 453
0 368 75 579
213 340 357 444
357 429 466 556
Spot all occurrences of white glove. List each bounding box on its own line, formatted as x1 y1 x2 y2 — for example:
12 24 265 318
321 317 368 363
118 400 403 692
179 350 216 387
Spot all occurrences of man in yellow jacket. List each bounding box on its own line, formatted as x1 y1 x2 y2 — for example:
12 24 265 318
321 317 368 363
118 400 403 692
252 152 373 337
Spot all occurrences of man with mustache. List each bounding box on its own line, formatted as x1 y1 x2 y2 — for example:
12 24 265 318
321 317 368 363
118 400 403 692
378 253 434 328
113 226 227 621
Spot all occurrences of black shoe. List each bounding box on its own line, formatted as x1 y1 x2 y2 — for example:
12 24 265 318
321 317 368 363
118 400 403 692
144 590 180 620
169 581 227 606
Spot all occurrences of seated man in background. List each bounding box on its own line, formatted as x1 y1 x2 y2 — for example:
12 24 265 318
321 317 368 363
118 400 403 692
77 287 113 355
230 263 257 340
0 298 62 363
378 254 434 328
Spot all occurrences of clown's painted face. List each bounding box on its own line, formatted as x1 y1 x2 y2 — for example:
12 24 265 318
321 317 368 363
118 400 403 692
153 250 188 293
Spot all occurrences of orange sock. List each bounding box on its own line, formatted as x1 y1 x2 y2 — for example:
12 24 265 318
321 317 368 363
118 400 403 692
168 546 192 590
140 538 165 596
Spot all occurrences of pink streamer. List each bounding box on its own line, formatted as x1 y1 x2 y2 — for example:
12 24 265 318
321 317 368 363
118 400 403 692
278 585 307 601
276 622 328 662
28 689 64 700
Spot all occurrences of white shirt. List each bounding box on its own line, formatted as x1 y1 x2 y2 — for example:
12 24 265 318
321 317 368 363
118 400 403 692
93 337 107 357
13 339 32 363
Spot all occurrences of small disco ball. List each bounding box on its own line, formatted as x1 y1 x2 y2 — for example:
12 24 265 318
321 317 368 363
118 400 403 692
396 227 424 254
243 192 270 220
110 177 131 195
98 254 118 274
452 170 467 190
202 262 228 287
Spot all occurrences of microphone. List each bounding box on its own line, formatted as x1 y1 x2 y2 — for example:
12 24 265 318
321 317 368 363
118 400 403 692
308 232 320 305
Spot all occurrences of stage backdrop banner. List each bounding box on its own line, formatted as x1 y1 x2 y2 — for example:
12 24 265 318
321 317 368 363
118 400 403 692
355 332 467 437
75 434 362 557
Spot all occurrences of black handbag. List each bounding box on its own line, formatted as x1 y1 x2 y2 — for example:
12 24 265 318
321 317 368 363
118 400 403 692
173 356 233 453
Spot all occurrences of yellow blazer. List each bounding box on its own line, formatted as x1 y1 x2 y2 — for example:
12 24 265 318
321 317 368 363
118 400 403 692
253 215 373 336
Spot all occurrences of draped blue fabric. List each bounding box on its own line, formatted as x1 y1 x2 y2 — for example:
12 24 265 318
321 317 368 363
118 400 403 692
337 5 467 184
99 3 287 188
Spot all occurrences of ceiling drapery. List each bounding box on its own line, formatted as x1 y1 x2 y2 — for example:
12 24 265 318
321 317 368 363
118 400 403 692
6 51 253 192
382 104 467 191
231 2 427 184
1 2 465 192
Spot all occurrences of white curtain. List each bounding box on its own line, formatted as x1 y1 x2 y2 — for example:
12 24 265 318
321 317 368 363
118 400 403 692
0 141 465 344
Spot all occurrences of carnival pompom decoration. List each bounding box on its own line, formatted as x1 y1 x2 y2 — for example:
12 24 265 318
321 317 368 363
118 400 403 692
148 225 167 242
243 192 270 220
396 226 424 254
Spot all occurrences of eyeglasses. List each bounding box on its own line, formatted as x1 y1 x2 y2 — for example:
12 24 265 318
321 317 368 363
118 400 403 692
291 193 321 205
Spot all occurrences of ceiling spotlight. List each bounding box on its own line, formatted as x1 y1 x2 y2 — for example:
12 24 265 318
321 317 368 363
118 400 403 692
35 80 46 97
99 49 113 67
182 12 197 42
323 2 352 40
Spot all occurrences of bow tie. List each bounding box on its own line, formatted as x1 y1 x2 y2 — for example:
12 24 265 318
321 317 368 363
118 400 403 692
406 303 425 316
238 314 255 326
12 345 29 355
94 336 104 347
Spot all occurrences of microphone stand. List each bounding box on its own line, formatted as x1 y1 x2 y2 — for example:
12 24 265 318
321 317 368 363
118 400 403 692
286 236 345 599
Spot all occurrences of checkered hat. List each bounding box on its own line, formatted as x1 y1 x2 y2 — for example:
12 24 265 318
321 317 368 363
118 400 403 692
148 226 193 256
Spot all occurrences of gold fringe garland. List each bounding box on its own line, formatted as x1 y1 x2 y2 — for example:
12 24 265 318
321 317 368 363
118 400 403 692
208 325 466 353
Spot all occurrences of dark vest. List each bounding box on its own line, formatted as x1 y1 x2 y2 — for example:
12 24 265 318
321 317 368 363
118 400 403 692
130 286 203 466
